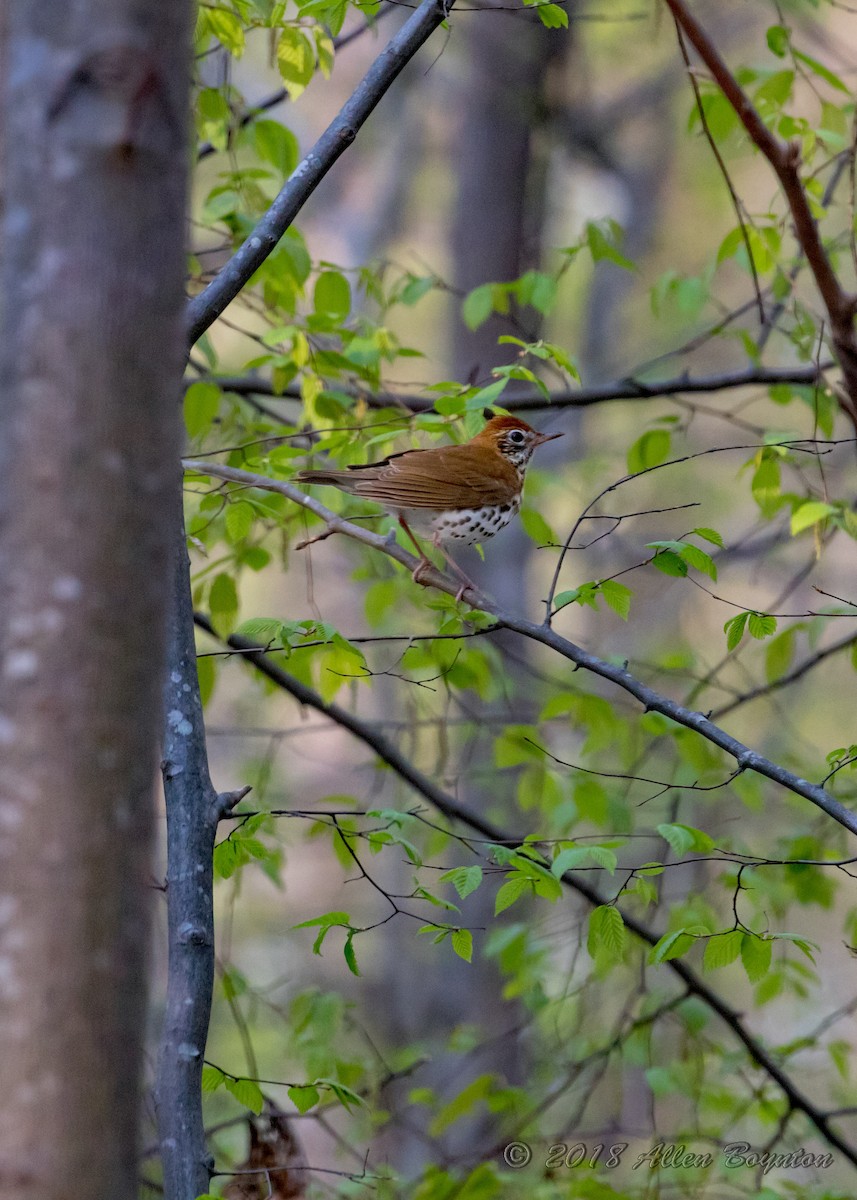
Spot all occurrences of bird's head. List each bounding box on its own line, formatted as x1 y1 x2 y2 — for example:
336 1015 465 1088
475 412 563 468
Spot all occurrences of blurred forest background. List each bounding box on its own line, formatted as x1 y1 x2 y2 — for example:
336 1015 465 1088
161 0 857 1195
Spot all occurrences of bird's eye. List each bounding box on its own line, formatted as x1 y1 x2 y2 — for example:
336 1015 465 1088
508 430 526 445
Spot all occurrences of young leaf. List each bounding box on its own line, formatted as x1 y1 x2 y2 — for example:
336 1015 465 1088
651 549 687 577
724 612 748 651
748 612 777 640
587 905 627 963
703 929 743 971
343 933 360 977
741 933 773 983
791 500 836 535
451 928 473 962
225 1076 264 1115
627 428 671 473
288 1084 320 1113
693 526 724 548
599 579 632 620
440 865 483 899
494 874 531 915
462 284 494 331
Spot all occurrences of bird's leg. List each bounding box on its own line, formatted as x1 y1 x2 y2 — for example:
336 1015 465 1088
397 517 482 602
430 534 482 603
397 516 435 588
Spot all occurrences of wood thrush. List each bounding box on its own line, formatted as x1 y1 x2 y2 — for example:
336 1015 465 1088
296 414 562 599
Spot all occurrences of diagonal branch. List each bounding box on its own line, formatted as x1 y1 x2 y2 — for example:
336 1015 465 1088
187 0 454 346
192 612 857 1167
664 0 857 429
183 457 857 836
709 630 857 720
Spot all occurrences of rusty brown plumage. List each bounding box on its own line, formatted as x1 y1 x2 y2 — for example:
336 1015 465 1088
295 414 562 599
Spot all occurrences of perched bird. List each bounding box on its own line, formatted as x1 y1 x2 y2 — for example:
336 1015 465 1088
296 412 562 599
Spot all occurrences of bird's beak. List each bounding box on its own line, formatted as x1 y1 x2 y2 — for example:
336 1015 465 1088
534 431 563 446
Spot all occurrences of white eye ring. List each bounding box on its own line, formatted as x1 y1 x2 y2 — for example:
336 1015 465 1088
509 430 526 444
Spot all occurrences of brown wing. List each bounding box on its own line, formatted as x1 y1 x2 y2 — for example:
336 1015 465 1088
317 443 519 509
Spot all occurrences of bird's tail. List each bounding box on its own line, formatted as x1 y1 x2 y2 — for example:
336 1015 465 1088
295 468 353 490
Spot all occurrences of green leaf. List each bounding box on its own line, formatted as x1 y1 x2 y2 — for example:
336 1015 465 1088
791 500 836 535
523 273 558 314
627 428 671 473
343 933 360 976
724 611 748 651
520 507 555 546
751 457 782 517
765 627 796 681
766 24 789 57
703 930 744 971
209 572 239 632
276 27 315 99
537 3 568 28
599 579 632 620
207 8 245 55
294 910 351 930
748 612 777 640
225 501 254 543
679 543 717 581
288 1084 320 1113
233 616 282 644
553 588 583 612
196 654 216 708
741 933 773 983
314 270 351 319
184 382 221 439
494 874 531 915
651 549 687 577
693 526 724 548
225 1076 264 1115
201 1065 225 1092
494 726 539 768
586 219 634 270
648 927 700 965
793 48 849 93
587 905 627 963
451 928 473 962
657 823 715 857
462 284 495 331
440 866 483 899
254 118 299 175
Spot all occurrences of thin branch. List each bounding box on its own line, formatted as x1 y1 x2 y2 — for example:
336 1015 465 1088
187 0 455 346
710 631 857 719
191 613 857 1168
673 18 764 324
183 457 857 837
664 0 857 429
194 361 834 414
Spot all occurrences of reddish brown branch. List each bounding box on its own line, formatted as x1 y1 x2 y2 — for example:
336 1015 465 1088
664 0 857 428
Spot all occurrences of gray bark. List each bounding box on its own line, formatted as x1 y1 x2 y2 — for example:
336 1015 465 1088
0 4 191 1198
155 514 224 1200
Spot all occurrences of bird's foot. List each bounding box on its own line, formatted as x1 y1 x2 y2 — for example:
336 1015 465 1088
411 558 434 589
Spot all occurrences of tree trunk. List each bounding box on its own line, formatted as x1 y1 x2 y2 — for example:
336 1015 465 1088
0 5 191 1197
